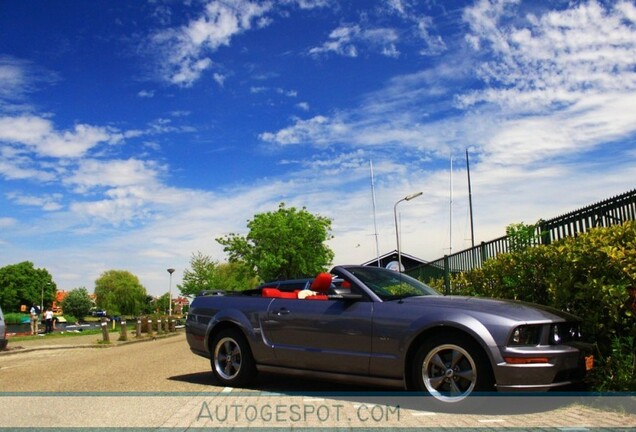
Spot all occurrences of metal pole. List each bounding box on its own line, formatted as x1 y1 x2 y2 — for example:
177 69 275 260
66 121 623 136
167 268 175 317
394 192 423 273
394 198 404 272
370 160 381 267
466 148 475 249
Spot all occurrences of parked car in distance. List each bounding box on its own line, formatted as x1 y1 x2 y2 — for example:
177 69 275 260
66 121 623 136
186 265 593 404
90 309 107 317
0 306 8 350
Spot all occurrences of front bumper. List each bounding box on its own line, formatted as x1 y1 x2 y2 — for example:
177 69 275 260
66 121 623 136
493 343 592 391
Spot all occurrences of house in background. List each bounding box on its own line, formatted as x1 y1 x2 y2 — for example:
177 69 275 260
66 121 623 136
361 250 428 272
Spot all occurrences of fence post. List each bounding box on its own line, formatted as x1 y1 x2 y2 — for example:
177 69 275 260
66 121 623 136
538 219 551 245
444 255 450 295
119 318 128 341
100 317 110 343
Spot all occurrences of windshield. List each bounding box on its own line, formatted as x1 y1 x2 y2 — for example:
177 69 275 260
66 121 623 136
345 266 439 300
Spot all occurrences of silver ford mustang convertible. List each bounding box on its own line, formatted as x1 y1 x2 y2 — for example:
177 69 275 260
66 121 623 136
186 265 592 403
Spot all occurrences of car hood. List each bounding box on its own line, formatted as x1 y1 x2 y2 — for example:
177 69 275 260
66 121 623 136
399 295 579 323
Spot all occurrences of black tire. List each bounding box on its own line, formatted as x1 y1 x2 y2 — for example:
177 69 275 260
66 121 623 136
210 328 256 387
411 333 494 404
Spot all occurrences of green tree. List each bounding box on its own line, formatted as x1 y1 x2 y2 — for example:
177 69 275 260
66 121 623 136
216 203 334 281
0 261 56 312
156 292 170 314
94 270 147 316
61 287 93 321
179 252 260 296
506 221 542 252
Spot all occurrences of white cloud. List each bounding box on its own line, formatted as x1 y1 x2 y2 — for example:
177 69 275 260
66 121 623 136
296 101 310 111
0 57 26 100
0 115 118 159
0 56 59 105
0 217 16 228
457 0 636 166
284 0 334 9
5 192 63 211
64 158 163 193
309 24 401 58
213 72 226 86
461 0 636 111
260 115 350 145
137 90 155 98
152 0 274 87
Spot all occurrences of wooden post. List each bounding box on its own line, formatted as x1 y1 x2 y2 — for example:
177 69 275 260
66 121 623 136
136 318 142 338
163 317 169 333
147 317 153 337
157 317 162 334
170 318 176 332
100 317 110 343
119 318 128 341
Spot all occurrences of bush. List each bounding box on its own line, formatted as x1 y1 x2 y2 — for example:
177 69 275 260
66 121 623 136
589 336 636 392
438 221 636 391
61 287 93 320
3 313 29 325
62 315 78 324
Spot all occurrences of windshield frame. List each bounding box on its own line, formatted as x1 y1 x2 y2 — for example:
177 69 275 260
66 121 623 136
337 265 440 301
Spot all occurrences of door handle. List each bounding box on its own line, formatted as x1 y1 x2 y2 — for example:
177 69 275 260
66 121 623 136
274 308 290 316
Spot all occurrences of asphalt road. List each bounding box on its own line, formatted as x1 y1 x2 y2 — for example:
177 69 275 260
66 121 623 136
1 332 635 429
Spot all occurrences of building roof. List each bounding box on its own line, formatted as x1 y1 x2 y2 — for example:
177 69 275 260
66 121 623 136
361 250 428 271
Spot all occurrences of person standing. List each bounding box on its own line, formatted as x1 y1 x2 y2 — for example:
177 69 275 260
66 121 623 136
29 304 40 335
44 308 54 334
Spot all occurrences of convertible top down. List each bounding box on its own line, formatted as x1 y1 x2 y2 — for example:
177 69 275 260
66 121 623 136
186 265 591 403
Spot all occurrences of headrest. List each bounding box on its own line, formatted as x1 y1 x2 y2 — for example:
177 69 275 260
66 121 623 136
310 272 332 293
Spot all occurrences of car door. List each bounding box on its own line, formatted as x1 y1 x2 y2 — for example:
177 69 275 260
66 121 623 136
262 297 373 375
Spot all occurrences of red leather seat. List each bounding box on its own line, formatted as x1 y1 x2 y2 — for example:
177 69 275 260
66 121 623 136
304 272 331 300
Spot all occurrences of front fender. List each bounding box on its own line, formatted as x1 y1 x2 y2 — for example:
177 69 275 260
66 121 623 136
402 313 502 367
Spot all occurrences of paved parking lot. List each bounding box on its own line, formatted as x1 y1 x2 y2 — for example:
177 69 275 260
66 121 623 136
1 332 635 430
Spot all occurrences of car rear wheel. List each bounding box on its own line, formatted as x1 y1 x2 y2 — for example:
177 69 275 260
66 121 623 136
412 334 493 403
210 328 256 387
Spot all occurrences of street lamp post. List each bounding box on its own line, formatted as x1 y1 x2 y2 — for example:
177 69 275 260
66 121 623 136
394 192 423 272
167 268 175 316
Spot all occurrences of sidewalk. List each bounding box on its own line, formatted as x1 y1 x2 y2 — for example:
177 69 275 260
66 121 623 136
0 330 180 355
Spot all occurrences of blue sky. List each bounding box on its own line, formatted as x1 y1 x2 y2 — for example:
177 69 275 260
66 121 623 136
1 0 635 296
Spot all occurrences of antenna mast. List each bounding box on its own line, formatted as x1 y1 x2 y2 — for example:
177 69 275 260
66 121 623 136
466 148 475 249
370 160 381 266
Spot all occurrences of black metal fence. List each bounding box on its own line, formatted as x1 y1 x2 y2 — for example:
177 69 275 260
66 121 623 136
407 189 636 292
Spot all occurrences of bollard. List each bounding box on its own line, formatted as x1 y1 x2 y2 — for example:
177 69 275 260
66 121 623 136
164 317 169 333
169 318 176 332
100 317 110 343
119 318 128 341
136 318 142 338
147 317 153 337
157 318 162 334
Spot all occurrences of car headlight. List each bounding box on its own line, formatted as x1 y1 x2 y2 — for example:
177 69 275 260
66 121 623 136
508 325 542 346
550 322 582 345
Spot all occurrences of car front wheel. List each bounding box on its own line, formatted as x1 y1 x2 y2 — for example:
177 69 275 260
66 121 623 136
210 328 256 387
412 334 493 403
